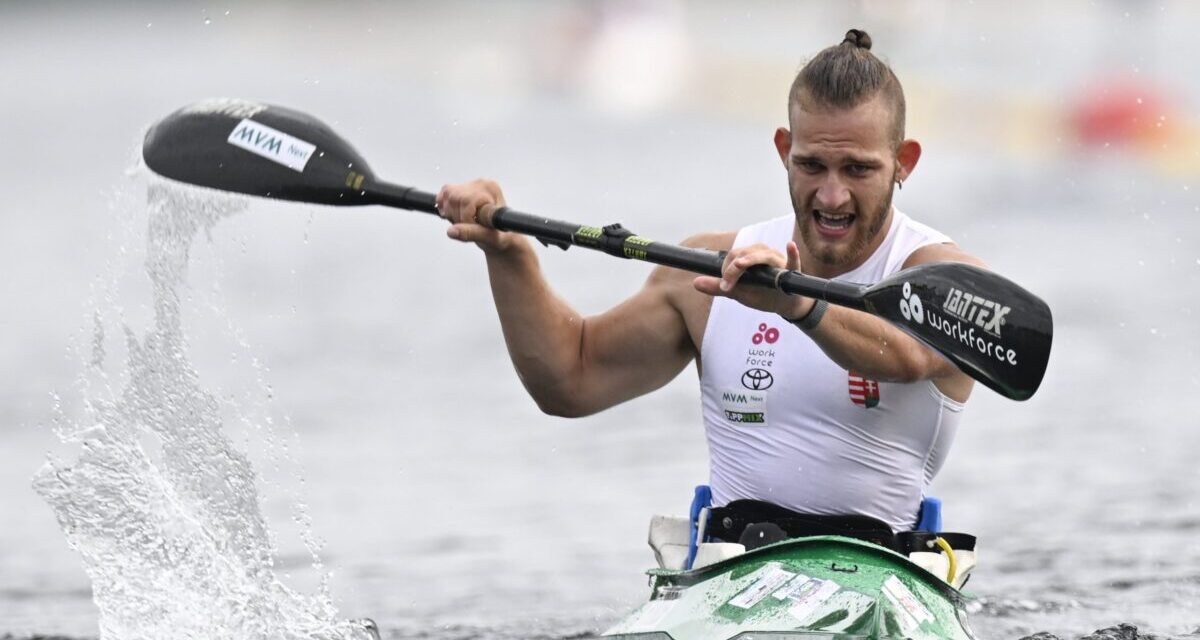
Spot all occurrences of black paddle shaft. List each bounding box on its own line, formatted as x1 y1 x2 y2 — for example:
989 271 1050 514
365 180 868 308
368 178 1050 401
141 100 1052 400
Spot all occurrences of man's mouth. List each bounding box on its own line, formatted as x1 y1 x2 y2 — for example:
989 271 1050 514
813 210 856 236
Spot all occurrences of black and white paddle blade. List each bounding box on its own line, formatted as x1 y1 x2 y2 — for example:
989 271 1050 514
862 262 1053 401
142 99 375 205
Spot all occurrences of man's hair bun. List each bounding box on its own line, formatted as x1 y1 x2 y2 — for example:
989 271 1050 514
842 29 872 50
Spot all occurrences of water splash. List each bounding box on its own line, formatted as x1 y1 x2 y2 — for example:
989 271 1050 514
33 181 374 640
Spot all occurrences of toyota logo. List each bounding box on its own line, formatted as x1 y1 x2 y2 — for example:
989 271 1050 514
741 368 774 390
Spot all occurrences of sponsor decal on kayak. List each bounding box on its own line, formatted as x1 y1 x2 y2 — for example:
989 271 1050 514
793 589 875 632
728 563 795 609
772 573 812 600
722 388 766 424
882 574 933 633
900 282 1019 366
785 577 841 621
183 98 267 119
226 118 317 172
848 372 880 408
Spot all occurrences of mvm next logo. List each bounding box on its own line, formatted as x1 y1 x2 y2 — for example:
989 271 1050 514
942 287 1010 338
722 391 748 403
226 119 317 173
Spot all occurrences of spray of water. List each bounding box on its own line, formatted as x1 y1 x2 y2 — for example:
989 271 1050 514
32 180 376 640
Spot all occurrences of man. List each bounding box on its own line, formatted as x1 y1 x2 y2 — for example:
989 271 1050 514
435 30 985 533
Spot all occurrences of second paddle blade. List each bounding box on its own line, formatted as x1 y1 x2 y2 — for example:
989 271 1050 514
143 99 375 206
862 262 1053 401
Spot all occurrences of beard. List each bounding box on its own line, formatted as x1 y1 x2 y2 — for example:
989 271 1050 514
792 175 895 270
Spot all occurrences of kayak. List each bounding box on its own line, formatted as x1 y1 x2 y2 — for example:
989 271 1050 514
602 535 976 640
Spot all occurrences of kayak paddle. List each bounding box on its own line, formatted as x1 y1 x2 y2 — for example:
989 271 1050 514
142 99 1052 401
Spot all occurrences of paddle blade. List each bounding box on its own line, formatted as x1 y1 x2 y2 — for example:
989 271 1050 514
862 262 1053 401
143 99 374 205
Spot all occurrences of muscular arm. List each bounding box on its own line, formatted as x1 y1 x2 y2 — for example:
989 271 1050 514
437 179 700 418
484 242 695 417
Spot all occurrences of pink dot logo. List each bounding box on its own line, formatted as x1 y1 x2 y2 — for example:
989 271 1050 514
751 323 780 345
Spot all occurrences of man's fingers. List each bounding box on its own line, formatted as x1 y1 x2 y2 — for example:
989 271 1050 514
722 247 787 291
437 185 488 225
435 185 450 218
476 202 498 228
693 276 729 297
446 223 472 242
786 241 802 271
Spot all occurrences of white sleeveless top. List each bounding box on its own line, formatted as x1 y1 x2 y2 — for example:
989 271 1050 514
699 209 965 531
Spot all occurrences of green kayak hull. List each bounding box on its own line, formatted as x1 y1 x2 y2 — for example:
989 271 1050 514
602 535 976 640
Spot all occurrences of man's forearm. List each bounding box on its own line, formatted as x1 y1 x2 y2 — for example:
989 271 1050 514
483 240 586 410
803 306 952 383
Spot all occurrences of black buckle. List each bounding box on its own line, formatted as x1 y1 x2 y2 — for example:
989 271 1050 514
600 223 635 258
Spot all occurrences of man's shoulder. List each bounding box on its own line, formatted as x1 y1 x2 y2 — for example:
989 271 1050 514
645 230 735 320
892 209 986 270
646 230 735 291
902 241 988 270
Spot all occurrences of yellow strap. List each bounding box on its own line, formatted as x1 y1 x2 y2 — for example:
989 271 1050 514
933 536 957 584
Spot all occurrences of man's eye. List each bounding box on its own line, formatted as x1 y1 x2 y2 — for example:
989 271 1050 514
794 159 822 173
846 164 871 177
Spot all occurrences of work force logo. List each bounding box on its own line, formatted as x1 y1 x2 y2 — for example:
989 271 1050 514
898 282 1011 339
751 323 779 345
898 282 924 324
899 280 1019 366
848 372 881 408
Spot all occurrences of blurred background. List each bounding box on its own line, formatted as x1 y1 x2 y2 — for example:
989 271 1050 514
2 1 1199 638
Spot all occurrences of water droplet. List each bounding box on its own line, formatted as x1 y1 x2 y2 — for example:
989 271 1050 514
203 17 211 25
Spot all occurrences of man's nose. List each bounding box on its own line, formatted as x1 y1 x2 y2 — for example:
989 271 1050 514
814 174 851 211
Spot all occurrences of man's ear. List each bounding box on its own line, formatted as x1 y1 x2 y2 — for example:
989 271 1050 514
895 138 922 182
774 127 791 168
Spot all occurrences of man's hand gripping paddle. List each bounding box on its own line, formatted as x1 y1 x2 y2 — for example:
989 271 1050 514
142 99 1053 400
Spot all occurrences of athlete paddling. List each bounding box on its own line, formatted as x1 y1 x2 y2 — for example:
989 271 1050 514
437 30 987 533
